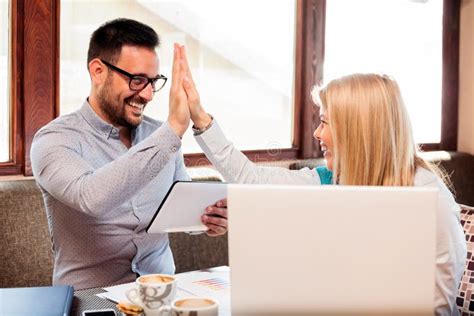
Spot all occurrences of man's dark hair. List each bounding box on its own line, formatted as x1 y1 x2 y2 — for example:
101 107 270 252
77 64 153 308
87 18 159 67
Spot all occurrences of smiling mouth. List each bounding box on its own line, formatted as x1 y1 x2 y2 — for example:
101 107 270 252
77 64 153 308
127 100 144 111
320 144 331 155
125 95 147 117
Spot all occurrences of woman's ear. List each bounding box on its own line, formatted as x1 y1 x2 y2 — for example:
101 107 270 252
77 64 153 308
89 59 107 85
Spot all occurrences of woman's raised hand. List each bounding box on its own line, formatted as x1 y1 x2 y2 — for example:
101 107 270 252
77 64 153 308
179 45 212 129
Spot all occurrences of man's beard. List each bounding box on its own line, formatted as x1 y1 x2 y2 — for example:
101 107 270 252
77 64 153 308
97 77 147 129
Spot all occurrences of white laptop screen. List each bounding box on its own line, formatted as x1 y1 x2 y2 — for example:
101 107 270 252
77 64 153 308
227 184 437 315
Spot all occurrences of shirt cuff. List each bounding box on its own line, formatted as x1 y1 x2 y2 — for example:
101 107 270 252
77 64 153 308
135 121 182 154
161 121 182 153
192 115 214 136
194 119 231 154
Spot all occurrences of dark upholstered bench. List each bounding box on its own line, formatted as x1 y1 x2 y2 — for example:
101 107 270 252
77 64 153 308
0 178 228 288
0 180 54 287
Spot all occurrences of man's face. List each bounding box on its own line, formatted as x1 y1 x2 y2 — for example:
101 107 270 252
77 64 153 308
97 45 159 128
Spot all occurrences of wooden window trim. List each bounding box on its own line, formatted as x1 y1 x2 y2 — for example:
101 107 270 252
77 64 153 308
0 0 23 175
1 0 59 176
296 0 325 159
441 0 460 151
0 0 460 175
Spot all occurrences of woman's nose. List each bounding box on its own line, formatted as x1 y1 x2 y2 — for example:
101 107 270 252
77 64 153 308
314 124 321 140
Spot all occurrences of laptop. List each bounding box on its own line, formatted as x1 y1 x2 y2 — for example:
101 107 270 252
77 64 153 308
227 184 438 315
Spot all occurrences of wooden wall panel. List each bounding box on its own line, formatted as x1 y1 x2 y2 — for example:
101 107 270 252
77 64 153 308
0 0 24 175
441 0 460 151
22 0 59 175
298 0 325 159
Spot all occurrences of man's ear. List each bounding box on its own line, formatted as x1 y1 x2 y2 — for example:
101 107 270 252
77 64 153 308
89 59 107 85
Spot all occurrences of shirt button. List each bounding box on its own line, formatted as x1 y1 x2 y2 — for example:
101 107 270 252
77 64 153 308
171 146 177 152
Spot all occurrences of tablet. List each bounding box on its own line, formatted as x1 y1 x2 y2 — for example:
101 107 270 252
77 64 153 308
146 181 228 234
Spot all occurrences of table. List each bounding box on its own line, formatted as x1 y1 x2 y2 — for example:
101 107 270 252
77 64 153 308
72 267 231 316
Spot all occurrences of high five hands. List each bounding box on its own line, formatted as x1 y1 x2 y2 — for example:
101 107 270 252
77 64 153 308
167 44 212 137
167 44 227 237
167 44 191 137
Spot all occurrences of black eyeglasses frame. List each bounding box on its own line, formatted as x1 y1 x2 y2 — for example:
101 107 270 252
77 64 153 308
100 59 168 93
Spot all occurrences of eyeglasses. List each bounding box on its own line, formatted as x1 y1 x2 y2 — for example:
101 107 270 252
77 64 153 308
100 59 168 93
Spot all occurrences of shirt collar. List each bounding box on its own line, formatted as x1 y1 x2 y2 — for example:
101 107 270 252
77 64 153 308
80 99 121 139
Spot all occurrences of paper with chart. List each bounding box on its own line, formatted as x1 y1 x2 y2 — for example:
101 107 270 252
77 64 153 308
97 266 231 315
174 266 230 313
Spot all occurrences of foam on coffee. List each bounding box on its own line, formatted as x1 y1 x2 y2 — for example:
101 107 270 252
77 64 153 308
175 298 215 308
139 274 174 284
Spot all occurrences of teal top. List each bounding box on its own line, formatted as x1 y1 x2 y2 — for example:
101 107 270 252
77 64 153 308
315 166 333 185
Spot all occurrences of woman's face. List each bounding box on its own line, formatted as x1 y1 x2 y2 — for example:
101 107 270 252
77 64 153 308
313 107 334 170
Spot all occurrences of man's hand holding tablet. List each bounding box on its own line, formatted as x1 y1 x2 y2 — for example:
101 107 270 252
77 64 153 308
201 198 228 236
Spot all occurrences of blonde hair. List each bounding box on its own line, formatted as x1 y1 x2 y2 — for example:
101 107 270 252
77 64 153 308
312 73 445 186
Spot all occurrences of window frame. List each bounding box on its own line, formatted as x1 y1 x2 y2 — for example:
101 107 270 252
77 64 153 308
0 0 460 176
0 0 22 175
0 0 59 176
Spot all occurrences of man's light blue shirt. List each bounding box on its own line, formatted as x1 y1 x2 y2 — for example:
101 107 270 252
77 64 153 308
31 100 189 290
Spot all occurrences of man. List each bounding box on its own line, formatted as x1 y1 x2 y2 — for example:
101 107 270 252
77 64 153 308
30 18 227 290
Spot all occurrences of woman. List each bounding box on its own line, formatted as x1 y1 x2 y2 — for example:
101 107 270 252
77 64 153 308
178 47 465 315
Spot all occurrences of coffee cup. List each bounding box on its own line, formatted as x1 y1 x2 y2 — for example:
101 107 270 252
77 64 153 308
125 274 177 316
156 297 219 316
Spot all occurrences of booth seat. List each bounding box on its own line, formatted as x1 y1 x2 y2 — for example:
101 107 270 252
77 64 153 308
0 175 227 288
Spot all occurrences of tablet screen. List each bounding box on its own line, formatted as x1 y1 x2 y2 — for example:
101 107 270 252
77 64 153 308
146 181 227 234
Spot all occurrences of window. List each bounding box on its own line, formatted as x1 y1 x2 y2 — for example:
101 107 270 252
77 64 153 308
0 0 9 162
325 0 443 144
0 1 461 176
60 0 297 154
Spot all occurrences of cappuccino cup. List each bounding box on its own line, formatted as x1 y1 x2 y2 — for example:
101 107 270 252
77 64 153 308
157 297 218 316
125 274 177 316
